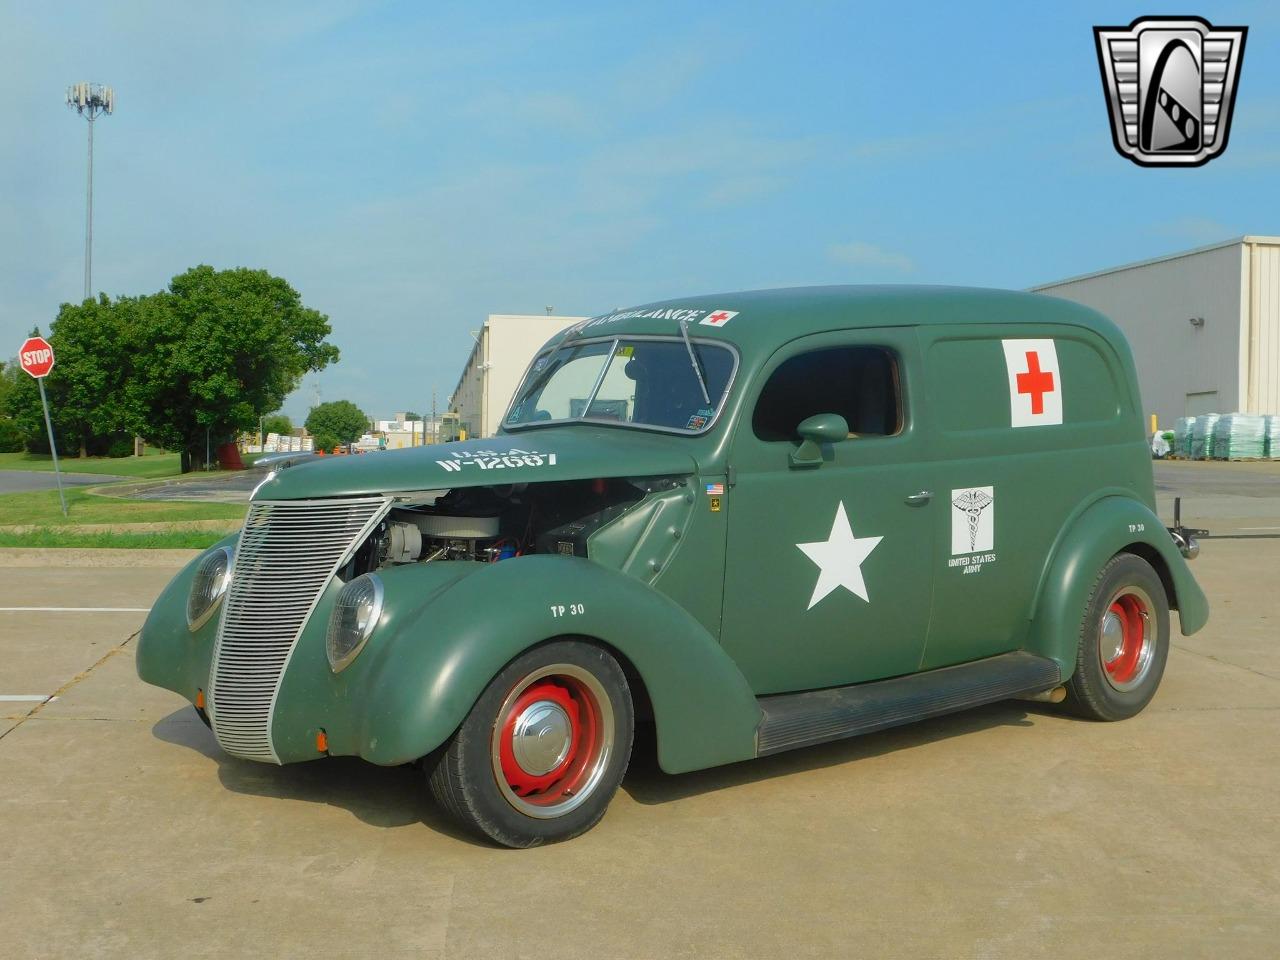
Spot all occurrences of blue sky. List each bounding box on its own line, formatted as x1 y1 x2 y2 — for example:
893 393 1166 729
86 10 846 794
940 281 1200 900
2 1 1277 423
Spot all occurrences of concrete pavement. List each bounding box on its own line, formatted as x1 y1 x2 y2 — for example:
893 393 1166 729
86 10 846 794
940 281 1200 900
0 540 1277 959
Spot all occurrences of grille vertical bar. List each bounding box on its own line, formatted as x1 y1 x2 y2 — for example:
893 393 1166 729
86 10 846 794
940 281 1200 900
208 497 389 762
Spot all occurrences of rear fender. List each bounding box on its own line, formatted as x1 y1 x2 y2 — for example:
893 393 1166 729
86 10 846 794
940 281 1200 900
1027 496 1209 676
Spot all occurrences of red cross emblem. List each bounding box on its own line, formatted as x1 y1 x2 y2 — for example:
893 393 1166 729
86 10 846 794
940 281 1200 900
699 308 738 327
1015 351 1055 414
1002 338 1062 427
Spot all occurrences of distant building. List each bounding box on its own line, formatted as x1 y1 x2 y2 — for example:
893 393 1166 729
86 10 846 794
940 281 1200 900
374 411 442 449
450 313 585 438
1033 236 1280 425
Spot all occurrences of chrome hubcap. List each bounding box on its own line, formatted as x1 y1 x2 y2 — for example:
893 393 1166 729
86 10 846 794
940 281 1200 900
510 699 573 776
1101 610 1126 662
491 663 616 820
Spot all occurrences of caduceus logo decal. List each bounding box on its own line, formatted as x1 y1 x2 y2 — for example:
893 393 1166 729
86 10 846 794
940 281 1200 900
952 489 994 553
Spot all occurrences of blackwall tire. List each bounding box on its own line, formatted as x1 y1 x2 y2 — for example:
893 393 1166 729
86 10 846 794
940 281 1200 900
426 641 634 848
1065 553 1170 722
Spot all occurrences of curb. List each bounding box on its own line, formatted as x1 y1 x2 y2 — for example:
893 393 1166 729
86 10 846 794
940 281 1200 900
0 547 203 567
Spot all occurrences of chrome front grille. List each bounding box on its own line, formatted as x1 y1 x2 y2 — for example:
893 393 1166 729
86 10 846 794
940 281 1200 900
208 496 389 762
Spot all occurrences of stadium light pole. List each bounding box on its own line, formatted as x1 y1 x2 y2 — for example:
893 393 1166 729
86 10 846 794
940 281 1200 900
65 82 115 302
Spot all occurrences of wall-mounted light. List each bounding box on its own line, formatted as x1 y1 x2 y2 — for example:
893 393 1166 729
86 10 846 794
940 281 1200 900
1188 316 1205 328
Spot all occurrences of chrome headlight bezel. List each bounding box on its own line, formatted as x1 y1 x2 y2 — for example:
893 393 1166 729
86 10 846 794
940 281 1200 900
326 573 385 673
187 545 234 631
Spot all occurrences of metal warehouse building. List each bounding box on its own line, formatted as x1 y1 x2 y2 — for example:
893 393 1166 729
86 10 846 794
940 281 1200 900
1033 236 1280 426
450 313 585 439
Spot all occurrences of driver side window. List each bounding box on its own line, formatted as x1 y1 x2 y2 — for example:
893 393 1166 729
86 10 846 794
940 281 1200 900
752 346 902 441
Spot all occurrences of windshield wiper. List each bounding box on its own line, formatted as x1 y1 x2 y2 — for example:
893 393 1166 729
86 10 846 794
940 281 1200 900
678 318 711 406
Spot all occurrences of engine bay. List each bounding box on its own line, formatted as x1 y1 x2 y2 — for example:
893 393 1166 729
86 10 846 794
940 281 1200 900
341 477 676 580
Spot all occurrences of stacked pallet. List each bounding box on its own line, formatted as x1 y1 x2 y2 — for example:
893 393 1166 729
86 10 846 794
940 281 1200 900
1190 414 1220 460
1266 415 1280 459
1173 417 1196 458
1211 414 1267 460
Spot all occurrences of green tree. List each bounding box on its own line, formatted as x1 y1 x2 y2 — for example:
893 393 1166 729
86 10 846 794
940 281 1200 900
402 410 421 420
306 400 367 452
126 266 339 471
5 305 133 457
0 361 22 453
13 299 135 455
261 412 292 436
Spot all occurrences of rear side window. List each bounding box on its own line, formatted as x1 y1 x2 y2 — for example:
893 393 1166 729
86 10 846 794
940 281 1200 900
928 334 1121 432
753 346 902 441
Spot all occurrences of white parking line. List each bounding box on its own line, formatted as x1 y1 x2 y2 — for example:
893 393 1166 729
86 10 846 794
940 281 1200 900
1240 526 1280 531
0 695 59 702
0 607 150 612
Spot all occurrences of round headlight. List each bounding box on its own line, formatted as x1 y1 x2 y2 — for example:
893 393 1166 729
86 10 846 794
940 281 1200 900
326 573 384 673
187 545 234 630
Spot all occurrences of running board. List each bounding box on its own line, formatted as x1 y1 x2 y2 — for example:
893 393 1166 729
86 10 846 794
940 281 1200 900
756 652 1061 757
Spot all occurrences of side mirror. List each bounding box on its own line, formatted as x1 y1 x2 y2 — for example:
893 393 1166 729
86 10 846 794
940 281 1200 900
790 413 849 468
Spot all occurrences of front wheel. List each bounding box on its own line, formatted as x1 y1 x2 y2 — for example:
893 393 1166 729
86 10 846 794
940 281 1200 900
427 641 634 847
1065 553 1170 721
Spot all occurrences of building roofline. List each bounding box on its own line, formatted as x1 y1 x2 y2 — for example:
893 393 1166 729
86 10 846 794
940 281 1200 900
1030 236 1280 290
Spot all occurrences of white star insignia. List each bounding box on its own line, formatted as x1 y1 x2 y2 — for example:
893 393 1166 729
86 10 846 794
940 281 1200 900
796 502 884 609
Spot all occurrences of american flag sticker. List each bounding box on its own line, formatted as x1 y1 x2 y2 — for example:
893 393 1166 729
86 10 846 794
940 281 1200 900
700 309 737 327
705 482 725 495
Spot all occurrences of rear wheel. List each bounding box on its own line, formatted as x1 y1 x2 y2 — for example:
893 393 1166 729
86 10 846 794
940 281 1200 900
427 641 634 847
1065 553 1170 721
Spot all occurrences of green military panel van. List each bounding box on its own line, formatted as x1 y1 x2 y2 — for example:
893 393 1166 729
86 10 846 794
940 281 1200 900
137 286 1207 847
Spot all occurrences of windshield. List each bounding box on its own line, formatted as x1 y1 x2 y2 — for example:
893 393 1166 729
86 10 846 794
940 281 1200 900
504 337 735 433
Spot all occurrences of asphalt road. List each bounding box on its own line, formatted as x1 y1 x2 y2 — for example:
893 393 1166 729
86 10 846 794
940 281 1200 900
0 469 126 492
1 535 1278 958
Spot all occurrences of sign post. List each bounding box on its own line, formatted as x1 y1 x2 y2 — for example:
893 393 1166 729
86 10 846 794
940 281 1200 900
18 336 67 517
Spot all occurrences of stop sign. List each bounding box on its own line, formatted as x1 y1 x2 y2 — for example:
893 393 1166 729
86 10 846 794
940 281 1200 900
18 337 55 379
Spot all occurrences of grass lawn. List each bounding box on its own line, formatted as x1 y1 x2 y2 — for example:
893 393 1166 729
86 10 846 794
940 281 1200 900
0 450 183 479
0 486 245 527
0 528 225 550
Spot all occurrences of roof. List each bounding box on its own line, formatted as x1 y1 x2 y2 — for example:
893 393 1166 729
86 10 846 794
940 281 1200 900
1031 236 1280 290
541 284 1120 358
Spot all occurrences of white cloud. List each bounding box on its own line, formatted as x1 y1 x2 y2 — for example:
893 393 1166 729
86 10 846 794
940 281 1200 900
826 241 915 274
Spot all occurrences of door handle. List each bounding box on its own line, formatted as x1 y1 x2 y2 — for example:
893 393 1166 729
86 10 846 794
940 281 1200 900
904 490 933 506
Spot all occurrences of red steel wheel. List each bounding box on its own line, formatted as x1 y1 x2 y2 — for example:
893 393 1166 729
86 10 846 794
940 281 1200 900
427 641 633 846
1067 553 1171 722
490 664 615 819
1098 585 1158 692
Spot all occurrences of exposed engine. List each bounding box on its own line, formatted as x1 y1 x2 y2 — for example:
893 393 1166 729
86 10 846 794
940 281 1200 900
342 477 667 579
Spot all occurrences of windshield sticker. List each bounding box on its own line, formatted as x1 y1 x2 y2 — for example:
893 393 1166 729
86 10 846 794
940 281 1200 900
436 449 557 472
699 309 737 327
615 345 634 357
686 414 708 430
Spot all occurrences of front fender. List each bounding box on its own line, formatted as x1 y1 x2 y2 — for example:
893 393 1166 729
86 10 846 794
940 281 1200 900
136 534 239 702
1027 496 1209 676
290 556 761 773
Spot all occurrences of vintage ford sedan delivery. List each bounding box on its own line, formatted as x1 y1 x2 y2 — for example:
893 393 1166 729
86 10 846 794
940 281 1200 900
138 286 1207 847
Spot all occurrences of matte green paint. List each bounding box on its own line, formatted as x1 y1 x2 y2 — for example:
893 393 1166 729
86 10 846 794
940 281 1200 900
135 533 236 705
268 555 760 771
255 426 697 501
1025 495 1209 675
136 286 1209 778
